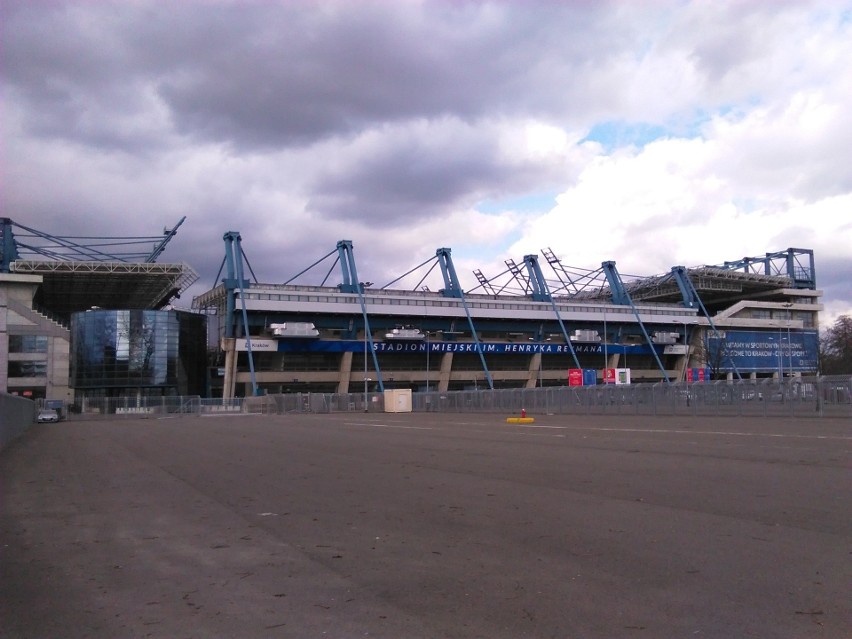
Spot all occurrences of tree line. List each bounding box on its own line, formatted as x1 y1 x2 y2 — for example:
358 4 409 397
820 314 852 374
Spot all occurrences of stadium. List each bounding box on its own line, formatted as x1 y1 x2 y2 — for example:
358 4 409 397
0 218 822 406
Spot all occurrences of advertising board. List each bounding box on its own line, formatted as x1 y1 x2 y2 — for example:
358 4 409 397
706 330 818 373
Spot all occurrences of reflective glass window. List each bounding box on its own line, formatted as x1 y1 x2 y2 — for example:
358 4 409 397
8 335 48 353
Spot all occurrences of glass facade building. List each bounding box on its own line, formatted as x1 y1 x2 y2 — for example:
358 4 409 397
70 309 206 397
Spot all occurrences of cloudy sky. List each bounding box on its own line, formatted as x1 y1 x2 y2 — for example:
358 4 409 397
4 0 851 324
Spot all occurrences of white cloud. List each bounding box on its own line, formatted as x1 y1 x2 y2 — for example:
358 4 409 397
508 83 852 321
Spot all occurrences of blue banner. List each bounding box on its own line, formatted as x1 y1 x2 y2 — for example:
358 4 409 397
273 340 661 355
707 330 818 372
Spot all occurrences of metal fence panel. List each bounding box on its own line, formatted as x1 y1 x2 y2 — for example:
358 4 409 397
63 376 851 420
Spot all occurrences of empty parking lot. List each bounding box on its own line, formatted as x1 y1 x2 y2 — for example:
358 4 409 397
2 412 850 638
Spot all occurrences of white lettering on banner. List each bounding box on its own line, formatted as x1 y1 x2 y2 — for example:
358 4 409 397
573 344 603 354
288 340 637 355
276 340 644 357
708 330 818 371
364 341 612 355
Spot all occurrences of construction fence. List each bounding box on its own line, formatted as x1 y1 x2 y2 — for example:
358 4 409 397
53 376 852 420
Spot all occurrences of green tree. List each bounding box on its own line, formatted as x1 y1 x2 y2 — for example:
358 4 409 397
820 315 852 374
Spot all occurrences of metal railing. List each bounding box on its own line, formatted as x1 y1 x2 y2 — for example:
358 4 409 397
58 376 852 419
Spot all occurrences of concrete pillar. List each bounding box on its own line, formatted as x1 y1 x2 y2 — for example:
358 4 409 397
48 337 72 403
526 353 541 388
221 338 237 400
438 352 453 392
677 349 691 382
337 351 353 394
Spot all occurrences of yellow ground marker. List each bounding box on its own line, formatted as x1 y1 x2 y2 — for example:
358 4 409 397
506 417 535 424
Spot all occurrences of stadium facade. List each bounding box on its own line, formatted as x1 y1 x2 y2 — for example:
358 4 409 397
192 234 822 399
0 219 823 404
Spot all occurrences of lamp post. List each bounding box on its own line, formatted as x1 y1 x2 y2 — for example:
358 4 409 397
603 310 608 384
783 302 793 377
682 320 697 381
787 335 793 376
364 328 369 412
425 331 431 392
360 281 372 411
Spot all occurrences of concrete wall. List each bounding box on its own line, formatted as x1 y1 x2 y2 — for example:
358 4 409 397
0 393 36 451
1 273 72 401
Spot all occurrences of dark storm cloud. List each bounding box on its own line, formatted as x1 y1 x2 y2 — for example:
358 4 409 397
3 0 628 151
150 2 628 150
2 1 169 152
308 124 564 224
815 255 852 314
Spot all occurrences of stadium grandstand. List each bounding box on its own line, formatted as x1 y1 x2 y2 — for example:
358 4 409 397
192 232 821 399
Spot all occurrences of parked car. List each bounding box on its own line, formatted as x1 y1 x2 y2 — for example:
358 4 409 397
37 408 60 423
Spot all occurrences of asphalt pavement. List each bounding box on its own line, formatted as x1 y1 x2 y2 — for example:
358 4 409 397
1 412 850 638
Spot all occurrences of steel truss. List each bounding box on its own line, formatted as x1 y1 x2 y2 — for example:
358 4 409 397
1 217 187 272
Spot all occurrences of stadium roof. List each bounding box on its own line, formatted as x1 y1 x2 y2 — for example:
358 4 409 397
1 217 197 321
12 260 198 321
622 266 795 306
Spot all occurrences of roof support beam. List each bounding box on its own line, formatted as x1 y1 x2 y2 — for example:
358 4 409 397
671 266 743 381
145 216 187 263
222 231 259 395
522 255 550 302
437 248 493 389
602 261 671 383
436 248 463 298
336 240 361 293
670 266 698 309
602 261 630 305
1 218 20 273
523 255 582 370
337 240 384 392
